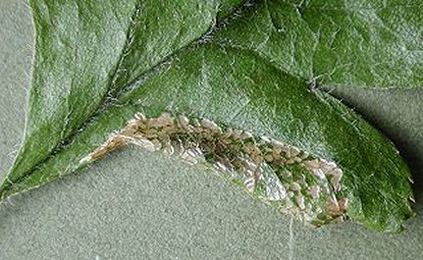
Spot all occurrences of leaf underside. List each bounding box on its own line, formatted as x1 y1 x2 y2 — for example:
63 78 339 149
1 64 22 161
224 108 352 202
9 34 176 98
1 0 420 232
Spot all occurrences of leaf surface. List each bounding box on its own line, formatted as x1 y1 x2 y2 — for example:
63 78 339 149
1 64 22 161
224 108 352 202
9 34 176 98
0 0 418 232
215 0 423 88
5 0 241 191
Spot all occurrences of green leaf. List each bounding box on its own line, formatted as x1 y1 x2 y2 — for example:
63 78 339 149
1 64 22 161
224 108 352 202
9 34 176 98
215 0 423 89
0 0 417 232
4 0 241 193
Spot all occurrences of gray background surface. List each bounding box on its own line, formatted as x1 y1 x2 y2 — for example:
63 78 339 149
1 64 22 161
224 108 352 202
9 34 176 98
1 0 422 259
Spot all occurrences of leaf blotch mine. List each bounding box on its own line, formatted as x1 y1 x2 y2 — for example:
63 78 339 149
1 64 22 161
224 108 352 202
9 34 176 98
81 112 347 226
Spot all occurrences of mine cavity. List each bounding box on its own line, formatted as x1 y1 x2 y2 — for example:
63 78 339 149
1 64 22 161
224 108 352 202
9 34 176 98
82 112 347 226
